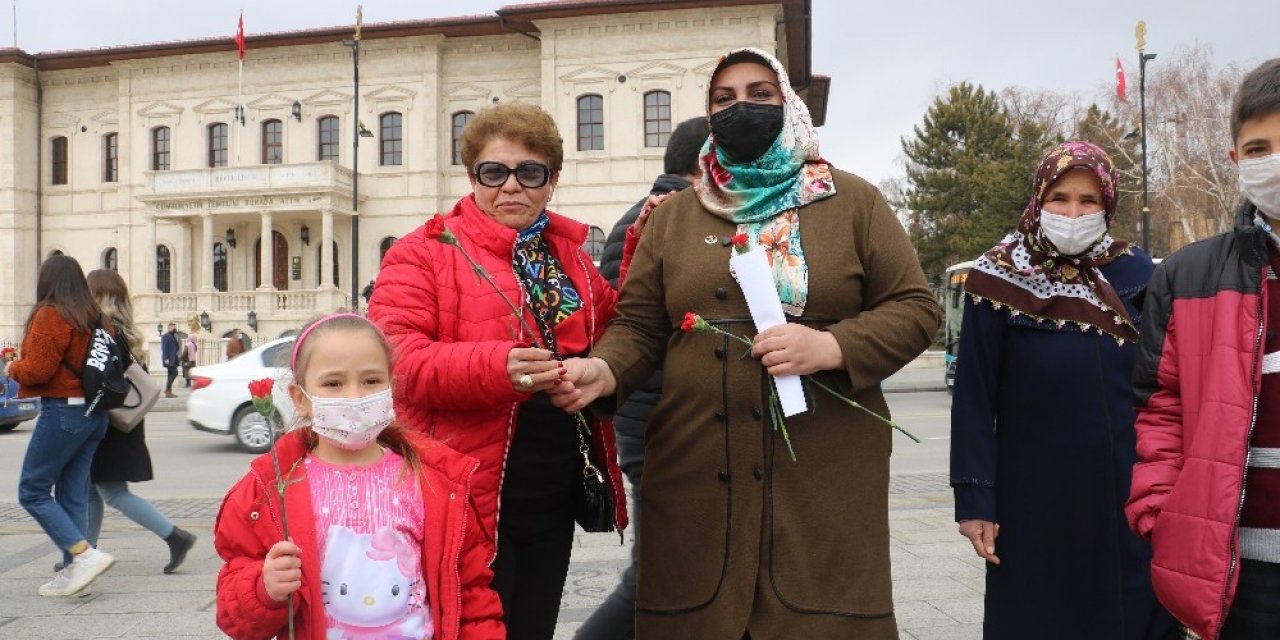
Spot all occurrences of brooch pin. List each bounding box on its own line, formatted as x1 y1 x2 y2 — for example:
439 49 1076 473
704 234 718 245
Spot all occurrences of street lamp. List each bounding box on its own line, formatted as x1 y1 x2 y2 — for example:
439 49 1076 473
247 309 258 333
199 311 212 331
1136 20 1157 251
343 5 365 311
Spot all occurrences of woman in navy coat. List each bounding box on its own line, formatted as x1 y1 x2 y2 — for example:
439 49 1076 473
950 141 1177 639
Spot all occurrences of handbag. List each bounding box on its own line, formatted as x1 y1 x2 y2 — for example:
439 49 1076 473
572 417 616 533
108 361 161 433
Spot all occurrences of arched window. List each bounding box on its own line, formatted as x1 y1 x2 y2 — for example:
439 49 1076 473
585 225 607 262
261 119 283 164
451 111 474 166
577 94 604 151
316 241 339 287
156 245 172 293
213 242 228 292
318 116 340 161
152 126 171 171
380 112 403 166
103 132 119 182
379 236 397 265
102 247 118 272
644 90 672 147
51 136 68 185
207 123 229 167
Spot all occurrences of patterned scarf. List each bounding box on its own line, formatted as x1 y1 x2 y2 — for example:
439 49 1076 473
964 140 1138 343
694 47 836 316
512 211 581 352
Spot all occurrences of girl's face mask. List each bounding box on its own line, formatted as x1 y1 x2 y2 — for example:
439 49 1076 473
298 387 395 451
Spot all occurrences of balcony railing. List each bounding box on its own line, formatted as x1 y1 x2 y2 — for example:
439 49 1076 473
146 162 353 196
134 288 350 337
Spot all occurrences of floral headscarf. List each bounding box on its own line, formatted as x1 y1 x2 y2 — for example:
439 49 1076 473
964 140 1138 343
695 47 835 315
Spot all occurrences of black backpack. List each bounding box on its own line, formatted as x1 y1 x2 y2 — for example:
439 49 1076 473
65 318 130 417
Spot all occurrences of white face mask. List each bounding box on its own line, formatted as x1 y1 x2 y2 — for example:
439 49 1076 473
1239 153 1280 219
300 388 395 451
1039 210 1108 256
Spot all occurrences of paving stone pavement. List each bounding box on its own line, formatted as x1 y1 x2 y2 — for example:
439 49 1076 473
0 473 982 639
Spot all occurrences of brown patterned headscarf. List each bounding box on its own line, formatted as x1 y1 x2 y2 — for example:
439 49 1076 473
964 140 1138 343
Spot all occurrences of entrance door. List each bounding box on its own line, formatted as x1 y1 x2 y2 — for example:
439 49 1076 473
252 231 290 290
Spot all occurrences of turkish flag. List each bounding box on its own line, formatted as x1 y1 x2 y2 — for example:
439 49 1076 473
1116 57 1127 101
235 12 245 60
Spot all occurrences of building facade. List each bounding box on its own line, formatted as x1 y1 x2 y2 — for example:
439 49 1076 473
0 0 824 346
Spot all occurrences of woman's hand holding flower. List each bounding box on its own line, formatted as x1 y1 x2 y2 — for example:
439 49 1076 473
750 324 843 377
507 347 561 393
547 357 616 413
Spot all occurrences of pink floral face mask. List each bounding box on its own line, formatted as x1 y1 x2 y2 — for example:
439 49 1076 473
299 388 395 451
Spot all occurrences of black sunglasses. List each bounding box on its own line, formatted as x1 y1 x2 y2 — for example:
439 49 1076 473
473 161 552 189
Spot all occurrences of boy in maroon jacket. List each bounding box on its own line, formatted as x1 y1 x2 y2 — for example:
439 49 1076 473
1126 58 1280 640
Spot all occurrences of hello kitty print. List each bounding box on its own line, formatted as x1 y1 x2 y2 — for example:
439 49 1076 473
308 450 432 639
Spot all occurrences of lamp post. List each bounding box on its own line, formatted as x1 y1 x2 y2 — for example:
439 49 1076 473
343 6 365 310
1136 21 1157 251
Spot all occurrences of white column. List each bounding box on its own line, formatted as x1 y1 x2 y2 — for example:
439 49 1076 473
321 208 335 289
145 211 158 293
200 212 214 292
258 211 274 290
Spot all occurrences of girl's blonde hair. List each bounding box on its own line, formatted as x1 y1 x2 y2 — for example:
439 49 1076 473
290 312 423 482
86 269 146 359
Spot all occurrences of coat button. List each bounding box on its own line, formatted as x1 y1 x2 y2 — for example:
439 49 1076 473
717 471 730 482
751 408 762 421
713 347 725 360
753 466 764 481
714 410 726 422
714 287 727 300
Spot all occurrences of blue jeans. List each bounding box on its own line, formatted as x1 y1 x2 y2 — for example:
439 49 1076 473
86 481 175 546
18 399 109 563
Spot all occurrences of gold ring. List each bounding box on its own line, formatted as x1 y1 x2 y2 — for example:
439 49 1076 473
518 374 534 389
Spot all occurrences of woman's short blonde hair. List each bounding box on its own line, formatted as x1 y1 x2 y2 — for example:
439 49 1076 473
460 103 564 174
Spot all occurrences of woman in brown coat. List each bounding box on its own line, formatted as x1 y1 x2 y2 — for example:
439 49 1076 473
555 48 940 639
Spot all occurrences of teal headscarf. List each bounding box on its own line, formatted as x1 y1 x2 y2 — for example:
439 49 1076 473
694 47 835 315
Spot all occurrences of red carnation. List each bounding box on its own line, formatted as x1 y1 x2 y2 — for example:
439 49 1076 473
423 214 457 245
680 312 698 332
248 377 274 399
730 233 749 254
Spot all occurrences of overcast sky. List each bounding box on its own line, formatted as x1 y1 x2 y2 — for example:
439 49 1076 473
11 1 1279 188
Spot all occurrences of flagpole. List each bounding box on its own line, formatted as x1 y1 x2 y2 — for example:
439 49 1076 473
1135 20 1157 251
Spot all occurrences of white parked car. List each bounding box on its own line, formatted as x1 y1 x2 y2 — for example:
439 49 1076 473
187 337 297 453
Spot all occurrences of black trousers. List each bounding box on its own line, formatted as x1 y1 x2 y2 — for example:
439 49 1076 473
164 365 178 392
573 429 643 640
490 508 575 640
1221 558 1280 639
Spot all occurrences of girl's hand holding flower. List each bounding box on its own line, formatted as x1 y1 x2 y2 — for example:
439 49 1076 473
750 324 843 377
262 539 303 603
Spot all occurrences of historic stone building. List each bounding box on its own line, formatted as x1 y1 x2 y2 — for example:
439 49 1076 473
0 0 825 349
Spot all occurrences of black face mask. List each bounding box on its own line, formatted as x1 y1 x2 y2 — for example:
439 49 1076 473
709 102 784 164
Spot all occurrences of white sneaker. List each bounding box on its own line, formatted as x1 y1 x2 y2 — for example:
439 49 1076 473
50 549 115 596
38 570 96 597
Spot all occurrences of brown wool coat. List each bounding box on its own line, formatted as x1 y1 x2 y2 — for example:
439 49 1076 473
590 169 941 639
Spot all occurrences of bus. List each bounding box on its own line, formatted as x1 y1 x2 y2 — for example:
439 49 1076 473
942 260 974 393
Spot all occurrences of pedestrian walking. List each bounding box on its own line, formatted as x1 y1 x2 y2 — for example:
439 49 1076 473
554 47 940 639
7 255 116 597
214 313 503 640
574 115 708 640
85 269 197 575
1127 58 1280 640
181 324 198 388
950 140 1176 638
160 323 178 397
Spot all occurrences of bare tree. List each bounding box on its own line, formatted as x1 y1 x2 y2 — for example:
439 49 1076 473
1109 43 1246 252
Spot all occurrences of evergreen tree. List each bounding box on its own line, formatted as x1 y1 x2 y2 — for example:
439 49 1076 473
898 82 1053 278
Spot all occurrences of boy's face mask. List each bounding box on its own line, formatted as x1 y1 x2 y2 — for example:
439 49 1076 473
1239 152 1280 220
